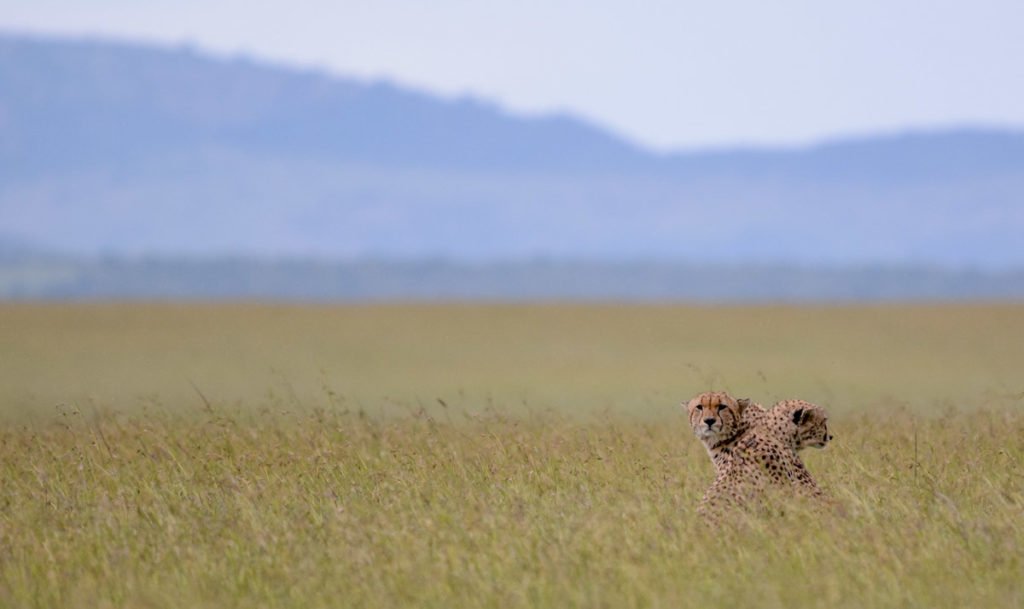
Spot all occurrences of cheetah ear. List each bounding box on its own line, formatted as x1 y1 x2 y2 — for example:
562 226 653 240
792 408 804 425
736 398 750 413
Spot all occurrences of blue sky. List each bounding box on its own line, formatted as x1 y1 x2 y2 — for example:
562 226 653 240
3 0 1024 150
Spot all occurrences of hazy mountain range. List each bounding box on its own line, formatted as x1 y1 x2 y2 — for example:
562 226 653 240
2 31 1024 269
7 255 1024 302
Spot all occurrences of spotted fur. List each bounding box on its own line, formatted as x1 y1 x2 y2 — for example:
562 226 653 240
700 399 832 509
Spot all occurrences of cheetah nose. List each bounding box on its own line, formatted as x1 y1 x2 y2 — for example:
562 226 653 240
703 418 716 427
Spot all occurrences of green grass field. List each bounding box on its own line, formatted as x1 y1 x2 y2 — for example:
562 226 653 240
1 303 1023 608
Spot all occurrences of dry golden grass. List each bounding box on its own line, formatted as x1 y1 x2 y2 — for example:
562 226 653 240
2 407 1022 608
3 302 1024 419
1 303 1023 608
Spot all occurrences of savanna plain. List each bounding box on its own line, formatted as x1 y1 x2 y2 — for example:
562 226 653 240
1 303 1022 608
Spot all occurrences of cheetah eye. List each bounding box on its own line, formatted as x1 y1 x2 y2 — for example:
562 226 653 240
695 404 703 411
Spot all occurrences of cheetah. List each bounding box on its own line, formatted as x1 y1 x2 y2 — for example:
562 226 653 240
781 398 832 451
683 391 767 472
700 399 832 509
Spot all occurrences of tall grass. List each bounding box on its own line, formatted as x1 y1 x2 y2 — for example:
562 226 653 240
1 406 1022 608
1 303 1022 607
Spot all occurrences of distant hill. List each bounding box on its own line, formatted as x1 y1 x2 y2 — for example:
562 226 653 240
0 34 648 176
2 32 1024 267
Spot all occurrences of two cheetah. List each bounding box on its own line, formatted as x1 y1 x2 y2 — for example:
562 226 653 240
684 391 832 508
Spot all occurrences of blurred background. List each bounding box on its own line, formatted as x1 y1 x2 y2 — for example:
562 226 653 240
2 0 1024 301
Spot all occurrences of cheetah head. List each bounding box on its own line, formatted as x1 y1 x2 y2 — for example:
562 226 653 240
783 400 833 449
684 391 750 444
